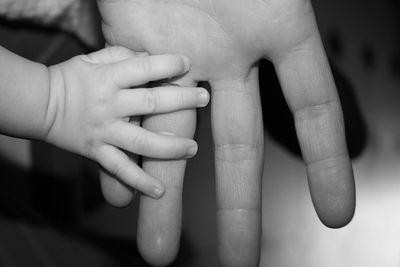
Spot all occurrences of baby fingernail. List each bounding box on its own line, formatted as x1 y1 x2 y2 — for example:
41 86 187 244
152 186 164 199
198 89 210 107
186 144 198 158
181 55 190 72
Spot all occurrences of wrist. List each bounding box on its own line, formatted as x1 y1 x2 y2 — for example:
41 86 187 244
0 46 54 141
42 65 65 145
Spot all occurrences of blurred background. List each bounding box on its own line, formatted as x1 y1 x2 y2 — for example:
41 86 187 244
0 0 399 266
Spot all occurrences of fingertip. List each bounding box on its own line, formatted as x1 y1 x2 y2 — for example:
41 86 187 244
137 218 180 267
156 132 198 159
314 192 355 228
184 142 198 158
139 173 166 199
138 245 177 267
151 185 166 199
180 55 190 73
158 133 198 159
198 88 210 107
308 162 356 228
157 54 190 78
138 242 177 267
319 210 354 229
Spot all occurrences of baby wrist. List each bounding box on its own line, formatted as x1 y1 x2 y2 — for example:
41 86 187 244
42 65 65 144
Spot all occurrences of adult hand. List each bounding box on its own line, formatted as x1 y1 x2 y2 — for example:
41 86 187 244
97 0 355 266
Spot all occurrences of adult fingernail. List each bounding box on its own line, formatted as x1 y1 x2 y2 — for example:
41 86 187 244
181 55 190 72
198 88 210 107
152 186 165 199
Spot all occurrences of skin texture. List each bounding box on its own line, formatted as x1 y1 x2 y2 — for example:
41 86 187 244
0 44 209 201
47 47 211 199
96 0 356 266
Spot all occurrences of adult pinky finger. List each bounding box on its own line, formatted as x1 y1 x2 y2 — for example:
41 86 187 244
273 33 355 228
95 145 165 199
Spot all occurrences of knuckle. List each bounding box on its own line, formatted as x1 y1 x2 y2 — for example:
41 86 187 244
214 143 262 162
112 46 134 60
109 161 126 178
294 100 339 122
106 47 117 61
144 89 157 113
179 90 188 107
137 57 152 74
108 68 120 88
131 133 149 153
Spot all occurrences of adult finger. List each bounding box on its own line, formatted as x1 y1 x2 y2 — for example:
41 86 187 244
210 66 264 267
108 55 190 88
116 86 209 117
104 121 198 159
272 32 355 228
95 144 165 199
137 80 197 266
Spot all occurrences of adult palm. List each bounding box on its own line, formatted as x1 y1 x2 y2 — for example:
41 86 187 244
97 0 355 266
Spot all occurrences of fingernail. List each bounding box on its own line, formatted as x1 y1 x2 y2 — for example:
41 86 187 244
181 55 190 72
152 186 164 199
186 144 198 158
198 89 210 107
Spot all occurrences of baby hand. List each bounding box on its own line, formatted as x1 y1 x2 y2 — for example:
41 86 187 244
43 46 209 199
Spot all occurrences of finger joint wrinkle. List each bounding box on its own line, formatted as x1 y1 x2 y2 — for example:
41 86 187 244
217 207 260 213
294 99 340 122
306 152 349 173
214 143 262 162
